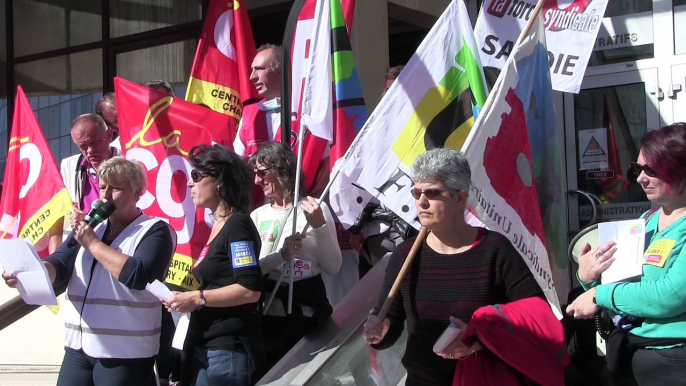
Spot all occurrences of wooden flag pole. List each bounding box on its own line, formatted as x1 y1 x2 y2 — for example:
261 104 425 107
376 226 428 321
516 0 546 46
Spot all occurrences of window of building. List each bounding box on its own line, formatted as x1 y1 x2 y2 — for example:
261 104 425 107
13 0 103 57
589 0 654 66
110 0 202 38
674 0 686 55
115 39 196 90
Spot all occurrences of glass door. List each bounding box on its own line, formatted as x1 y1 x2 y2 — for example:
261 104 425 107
670 64 686 123
564 69 659 234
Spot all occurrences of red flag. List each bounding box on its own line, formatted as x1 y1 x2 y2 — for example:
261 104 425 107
341 0 356 31
116 77 235 291
0 86 73 256
185 0 258 124
599 97 622 201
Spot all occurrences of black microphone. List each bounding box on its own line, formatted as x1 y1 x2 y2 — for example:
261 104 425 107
66 200 117 248
83 199 104 225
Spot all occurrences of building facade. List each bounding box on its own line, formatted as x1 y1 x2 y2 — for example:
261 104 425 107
0 0 683 330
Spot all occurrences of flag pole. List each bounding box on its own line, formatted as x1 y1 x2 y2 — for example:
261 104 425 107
377 227 427 320
265 0 307 316
261 123 306 315
262 267 287 315
299 168 340 234
288 121 308 314
0 215 18 239
516 0 546 46
280 0 307 144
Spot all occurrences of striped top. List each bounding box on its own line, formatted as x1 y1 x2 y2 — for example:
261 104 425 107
373 229 543 385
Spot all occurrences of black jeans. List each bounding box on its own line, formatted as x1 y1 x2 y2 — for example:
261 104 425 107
632 346 686 386
57 347 155 386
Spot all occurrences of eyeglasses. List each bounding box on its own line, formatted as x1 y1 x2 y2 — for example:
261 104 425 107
410 188 455 200
254 166 273 178
190 169 214 183
630 162 658 178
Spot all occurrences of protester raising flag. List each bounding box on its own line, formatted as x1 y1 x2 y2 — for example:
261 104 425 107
288 0 365 192
461 9 563 316
185 0 258 123
328 0 487 227
0 86 73 256
115 77 235 292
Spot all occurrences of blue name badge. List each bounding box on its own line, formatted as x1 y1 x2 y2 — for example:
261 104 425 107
230 241 258 269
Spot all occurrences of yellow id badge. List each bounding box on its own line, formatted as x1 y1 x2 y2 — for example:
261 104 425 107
644 239 677 268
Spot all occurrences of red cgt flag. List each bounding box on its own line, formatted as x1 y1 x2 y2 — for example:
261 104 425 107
0 86 73 256
116 77 236 291
185 0 259 125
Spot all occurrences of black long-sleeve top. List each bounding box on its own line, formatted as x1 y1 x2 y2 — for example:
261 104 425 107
372 229 544 385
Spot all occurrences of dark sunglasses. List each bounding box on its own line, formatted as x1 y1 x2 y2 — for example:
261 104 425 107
630 162 658 178
190 169 214 183
254 166 273 177
410 188 454 200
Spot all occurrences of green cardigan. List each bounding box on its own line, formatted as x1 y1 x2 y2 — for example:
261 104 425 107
581 209 686 340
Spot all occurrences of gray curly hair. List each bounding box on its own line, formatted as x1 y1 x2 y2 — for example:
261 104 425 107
412 148 471 192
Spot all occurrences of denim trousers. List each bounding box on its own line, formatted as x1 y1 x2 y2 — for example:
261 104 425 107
190 345 251 386
57 347 155 386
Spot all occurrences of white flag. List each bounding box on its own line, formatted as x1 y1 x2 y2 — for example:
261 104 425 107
462 12 563 317
329 0 488 227
301 0 333 142
474 0 609 93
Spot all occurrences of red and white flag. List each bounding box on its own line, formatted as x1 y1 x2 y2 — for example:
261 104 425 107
288 0 360 191
463 14 562 316
116 77 235 291
0 86 73 256
185 0 259 125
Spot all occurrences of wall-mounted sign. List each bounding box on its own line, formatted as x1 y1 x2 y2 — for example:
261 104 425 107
580 202 651 221
578 128 608 170
586 170 615 180
593 11 653 51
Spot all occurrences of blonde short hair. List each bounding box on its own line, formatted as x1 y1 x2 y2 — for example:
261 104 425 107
98 157 147 194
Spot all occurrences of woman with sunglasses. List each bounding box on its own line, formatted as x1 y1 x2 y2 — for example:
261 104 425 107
362 148 545 386
164 144 265 386
567 123 686 385
248 142 342 365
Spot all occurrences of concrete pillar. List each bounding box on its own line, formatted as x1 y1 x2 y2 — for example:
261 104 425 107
351 0 389 112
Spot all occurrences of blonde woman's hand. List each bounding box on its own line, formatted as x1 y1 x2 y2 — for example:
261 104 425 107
2 272 18 288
